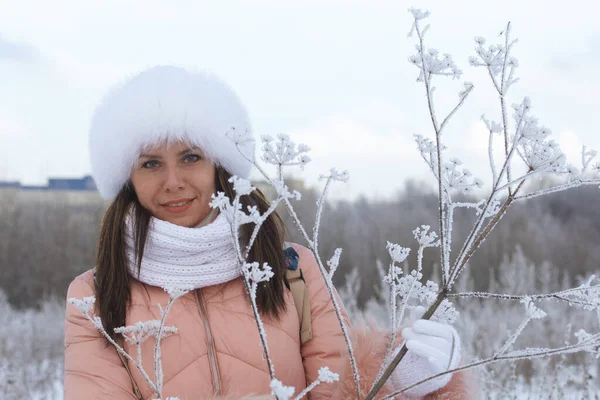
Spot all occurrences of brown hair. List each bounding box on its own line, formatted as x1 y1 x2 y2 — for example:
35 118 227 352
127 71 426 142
94 166 287 340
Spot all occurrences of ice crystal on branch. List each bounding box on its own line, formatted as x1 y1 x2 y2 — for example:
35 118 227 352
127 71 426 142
226 126 255 149
408 7 430 22
412 225 439 247
521 297 547 320
242 262 274 285
481 115 502 134
393 271 458 324
386 242 410 264
261 133 311 170
318 367 340 384
228 176 256 196
469 28 519 92
270 379 295 400
114 321 178 345
442 158 484 194
511 105 567 174
581 146 598 174
327 248 343 279
209 191 261 226
209 191 229 210
294 367 341 400
272 179 302 201
164 286 191 301
407 8 462 82
409 50 462 82
319 168 350 183
68 296 95 314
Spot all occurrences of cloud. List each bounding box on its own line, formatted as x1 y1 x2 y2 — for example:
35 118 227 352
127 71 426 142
255 113 427 199
547 34 600 73
0 111 30 138
0 35 39 63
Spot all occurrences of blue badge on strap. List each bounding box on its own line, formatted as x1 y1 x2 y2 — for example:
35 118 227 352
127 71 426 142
284 247 299 271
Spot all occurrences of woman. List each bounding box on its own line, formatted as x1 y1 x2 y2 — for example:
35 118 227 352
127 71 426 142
64 66 473 399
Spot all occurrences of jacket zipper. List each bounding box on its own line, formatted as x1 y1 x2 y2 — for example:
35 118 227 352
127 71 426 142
195 289 222 396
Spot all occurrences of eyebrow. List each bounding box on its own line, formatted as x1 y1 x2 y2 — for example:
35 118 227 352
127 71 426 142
139 147 201 159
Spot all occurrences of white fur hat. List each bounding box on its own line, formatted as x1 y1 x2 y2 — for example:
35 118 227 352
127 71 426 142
89 65 254 199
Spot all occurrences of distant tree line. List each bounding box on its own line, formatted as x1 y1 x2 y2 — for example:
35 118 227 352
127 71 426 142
1 178 598 310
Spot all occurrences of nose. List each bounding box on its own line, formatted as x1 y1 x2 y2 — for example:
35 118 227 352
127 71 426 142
163 166 185 193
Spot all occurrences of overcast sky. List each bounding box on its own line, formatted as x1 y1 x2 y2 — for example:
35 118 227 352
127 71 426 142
1 0 599 199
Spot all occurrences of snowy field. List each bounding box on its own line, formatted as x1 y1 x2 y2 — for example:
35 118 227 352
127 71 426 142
0 291 64 400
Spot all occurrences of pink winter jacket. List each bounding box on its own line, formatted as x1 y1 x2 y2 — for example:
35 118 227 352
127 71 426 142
64 243 475 399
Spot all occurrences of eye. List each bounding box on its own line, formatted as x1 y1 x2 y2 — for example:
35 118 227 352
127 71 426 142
183 154 201 163
142 160 159 169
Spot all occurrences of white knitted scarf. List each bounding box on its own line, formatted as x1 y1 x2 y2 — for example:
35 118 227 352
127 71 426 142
124 211 241 289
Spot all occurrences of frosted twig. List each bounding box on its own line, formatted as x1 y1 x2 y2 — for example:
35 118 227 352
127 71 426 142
229 133 360 399
154 295 178 394
373 243 412 386
308 168 360 399
482 115 502 184
580 145 598 175
440 82 474 133
245 196 284 258
494 298 547 357
313 173 334 257
68 296 179 398
449 277 600 309
293 367 340 400
514 179 600 201
499 23 515 194
448 179 526 287
494 157 563 193
232 193 277 380
380 331 600 400
231 142 314 248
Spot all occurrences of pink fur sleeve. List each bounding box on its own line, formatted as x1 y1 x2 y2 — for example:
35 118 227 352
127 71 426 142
332 323 477 399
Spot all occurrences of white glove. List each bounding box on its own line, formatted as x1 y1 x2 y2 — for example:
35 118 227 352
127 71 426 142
389 306 461 398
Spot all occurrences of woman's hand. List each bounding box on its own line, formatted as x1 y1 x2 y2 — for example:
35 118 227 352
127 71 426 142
390 306 461 398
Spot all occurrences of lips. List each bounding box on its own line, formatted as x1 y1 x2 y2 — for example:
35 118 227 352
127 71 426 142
161 198 194 207
161 198 195 213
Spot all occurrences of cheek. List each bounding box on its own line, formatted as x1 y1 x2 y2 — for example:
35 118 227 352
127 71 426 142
131 176 159 206
192 168 216 194
197 176 216 194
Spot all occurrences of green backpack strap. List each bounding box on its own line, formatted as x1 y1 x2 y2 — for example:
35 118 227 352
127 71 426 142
283 242 313 345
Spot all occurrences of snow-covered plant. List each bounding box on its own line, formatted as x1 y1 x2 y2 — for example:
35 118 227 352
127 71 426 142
68 287 187 400
210 133 349 398
225 8 600 400
364 9 600 400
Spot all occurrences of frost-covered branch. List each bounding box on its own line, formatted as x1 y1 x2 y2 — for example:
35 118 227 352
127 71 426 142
227 132 354 398
514 177 600 201
210 178 277 381
68 290 185 400
449 275 600 309
228 9 600 399
381 299 599 400
366 9 600 399
293 367 340 400
407 6 475 296
381 330 600 400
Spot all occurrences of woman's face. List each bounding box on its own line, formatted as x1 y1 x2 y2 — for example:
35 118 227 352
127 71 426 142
130 141 216 227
